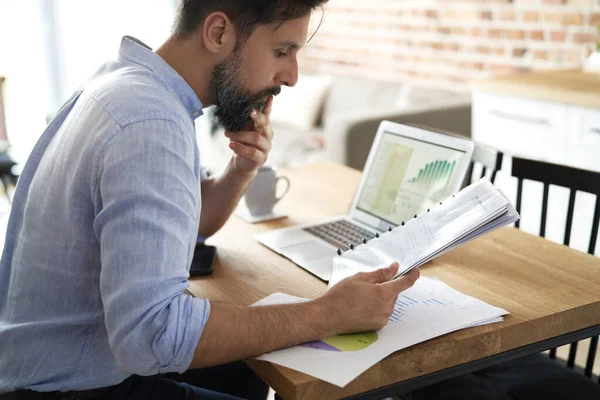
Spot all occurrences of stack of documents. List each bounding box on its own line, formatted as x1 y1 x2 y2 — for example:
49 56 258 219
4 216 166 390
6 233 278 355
329 178 519 287
254 276 508 387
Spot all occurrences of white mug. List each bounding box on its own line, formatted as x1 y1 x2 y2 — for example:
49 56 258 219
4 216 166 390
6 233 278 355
244 166 290 217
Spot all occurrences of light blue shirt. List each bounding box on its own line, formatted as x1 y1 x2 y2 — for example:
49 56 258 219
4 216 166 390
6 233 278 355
0 36 211 393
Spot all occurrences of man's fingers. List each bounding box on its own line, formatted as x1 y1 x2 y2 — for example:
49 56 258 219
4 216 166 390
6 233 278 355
354 262 399 284
226 131 271 153
229 142 265 165
263 95 274 118
249 107 273 140
382 268 420 293
249 109 266 127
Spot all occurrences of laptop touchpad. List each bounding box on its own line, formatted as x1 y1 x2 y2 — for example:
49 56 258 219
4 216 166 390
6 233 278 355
281 241 333 261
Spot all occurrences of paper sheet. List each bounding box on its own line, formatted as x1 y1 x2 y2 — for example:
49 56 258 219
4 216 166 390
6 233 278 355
253 277 508 387
329 178 519 287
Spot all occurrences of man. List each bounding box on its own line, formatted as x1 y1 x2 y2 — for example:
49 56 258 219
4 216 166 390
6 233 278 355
0 1 419 399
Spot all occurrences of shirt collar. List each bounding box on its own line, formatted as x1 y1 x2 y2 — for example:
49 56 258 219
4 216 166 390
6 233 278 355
118 36 203 120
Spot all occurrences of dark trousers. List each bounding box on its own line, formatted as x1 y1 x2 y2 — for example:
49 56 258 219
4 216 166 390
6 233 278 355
1 362 269 400
5 355 600 400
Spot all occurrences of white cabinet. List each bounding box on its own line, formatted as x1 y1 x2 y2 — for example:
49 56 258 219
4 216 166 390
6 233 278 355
565 106 600 172
473 91 600 173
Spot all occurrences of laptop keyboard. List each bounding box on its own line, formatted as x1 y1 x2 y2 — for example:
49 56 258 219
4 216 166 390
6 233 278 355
303 220 377 252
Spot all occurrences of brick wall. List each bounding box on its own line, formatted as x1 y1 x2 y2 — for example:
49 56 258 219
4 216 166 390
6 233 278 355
299 0 600 91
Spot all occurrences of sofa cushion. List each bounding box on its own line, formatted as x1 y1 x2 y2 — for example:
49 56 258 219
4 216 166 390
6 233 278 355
395 84 462 108
321 77 404 125
269 74 333 131
269 124 324 167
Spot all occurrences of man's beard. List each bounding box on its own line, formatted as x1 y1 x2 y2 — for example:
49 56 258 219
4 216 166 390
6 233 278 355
210 52 281 132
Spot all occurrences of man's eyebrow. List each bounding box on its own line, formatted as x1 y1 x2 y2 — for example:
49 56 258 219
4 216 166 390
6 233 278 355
275 41 301 50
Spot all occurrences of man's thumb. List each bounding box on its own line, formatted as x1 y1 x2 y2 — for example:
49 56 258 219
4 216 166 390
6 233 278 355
360 262 399 284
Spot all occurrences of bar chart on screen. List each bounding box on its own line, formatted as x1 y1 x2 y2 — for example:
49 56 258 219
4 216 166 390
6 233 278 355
408 159 456 191
391 158 460 218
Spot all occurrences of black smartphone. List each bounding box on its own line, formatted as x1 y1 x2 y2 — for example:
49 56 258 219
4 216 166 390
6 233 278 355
189 243 217 277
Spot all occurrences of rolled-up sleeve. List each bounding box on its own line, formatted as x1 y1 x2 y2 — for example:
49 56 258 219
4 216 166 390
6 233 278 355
93 118 209 376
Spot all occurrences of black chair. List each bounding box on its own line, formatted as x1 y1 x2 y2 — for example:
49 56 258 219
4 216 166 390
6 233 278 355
462 144 504 188
511 156 600 380
0 77 18 202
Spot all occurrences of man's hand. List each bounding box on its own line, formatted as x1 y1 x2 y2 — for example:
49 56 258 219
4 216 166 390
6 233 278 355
317 263 420 334
225 95 274 175
190 262 419 369
197 96 275 237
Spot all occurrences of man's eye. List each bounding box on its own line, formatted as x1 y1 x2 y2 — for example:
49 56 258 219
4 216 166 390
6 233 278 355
275 50 288 58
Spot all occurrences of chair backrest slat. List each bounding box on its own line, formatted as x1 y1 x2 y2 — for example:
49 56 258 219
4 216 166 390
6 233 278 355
589 198 600 255
490 152 503 185
585 336 598 378
511 157 600 196
563 190 577 247
465 161 475 188
540 183 549 238
515 177 523 229
567 342 578 368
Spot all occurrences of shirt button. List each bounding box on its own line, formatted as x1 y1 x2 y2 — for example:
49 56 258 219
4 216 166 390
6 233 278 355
192 111 200 117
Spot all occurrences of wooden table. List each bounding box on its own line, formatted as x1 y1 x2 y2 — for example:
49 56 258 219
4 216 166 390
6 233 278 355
472 70 600 109
187 162 600 400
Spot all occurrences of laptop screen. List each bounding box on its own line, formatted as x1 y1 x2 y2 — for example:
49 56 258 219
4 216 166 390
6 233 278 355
356 131 467 226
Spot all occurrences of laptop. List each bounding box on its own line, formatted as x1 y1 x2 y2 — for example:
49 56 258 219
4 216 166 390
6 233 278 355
255 121 474 281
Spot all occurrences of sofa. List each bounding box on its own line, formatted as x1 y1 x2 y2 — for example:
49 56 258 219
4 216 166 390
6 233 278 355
197 75 472 174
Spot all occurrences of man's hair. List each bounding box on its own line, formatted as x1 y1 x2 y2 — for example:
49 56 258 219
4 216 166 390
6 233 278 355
173 0 327 43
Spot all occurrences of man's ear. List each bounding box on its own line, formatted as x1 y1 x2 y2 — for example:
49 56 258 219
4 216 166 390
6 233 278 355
202 12 236 56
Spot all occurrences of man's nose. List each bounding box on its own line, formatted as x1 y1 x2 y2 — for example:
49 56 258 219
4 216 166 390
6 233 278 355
277 56 299 88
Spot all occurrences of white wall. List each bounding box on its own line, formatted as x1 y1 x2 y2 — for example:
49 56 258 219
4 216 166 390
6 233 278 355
55 0 177 100
0 0 178 164
0 0 52 165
